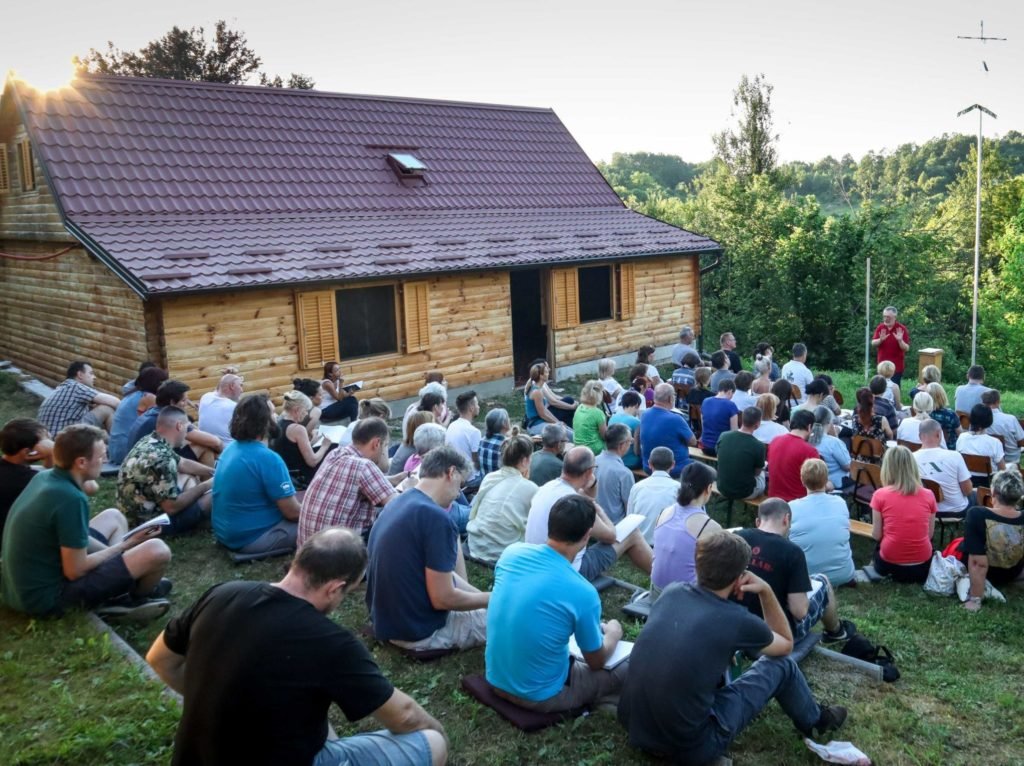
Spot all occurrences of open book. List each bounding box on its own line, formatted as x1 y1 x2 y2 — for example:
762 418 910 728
568 635 634 670
613 513 646 543
341 380 364 393
317 424 349 445
123 513 171 539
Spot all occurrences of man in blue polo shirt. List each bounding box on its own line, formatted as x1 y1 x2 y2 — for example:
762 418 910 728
638 383 695 478
487 494 627 712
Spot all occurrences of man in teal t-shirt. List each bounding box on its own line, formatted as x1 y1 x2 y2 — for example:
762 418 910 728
2 425 171 618
486 494 628 712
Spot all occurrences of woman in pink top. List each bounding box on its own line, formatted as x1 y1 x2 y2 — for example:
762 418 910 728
870 445 936 582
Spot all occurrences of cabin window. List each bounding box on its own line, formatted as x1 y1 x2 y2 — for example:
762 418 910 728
577 265 613 323
336 285 398 358
17 140 35 192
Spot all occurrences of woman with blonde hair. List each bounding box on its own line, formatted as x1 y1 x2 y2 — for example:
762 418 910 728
271 390 334 489
876 360 901 404
751 355 773 395
598 358 624 411
909 364 941 399
869 445 936 582
896 392 936 445
927 382 961 450
752 393 788 444
572 380 608 455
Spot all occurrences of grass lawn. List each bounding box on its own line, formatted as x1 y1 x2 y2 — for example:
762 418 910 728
2 370 1023 765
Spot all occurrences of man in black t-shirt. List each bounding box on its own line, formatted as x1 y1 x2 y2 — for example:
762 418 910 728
618 531 847 763
737 499 851 643
146 528 448 766
0 418 52 547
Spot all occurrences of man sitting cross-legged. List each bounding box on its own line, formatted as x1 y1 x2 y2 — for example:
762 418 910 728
367 446 489 651
487 494 628 713
1 424 171 621
736 498 852 643
37 360 121 436
299 417 401 545
526 446 653 583
618 531 848 763
146 528 448 766
116 406 213 536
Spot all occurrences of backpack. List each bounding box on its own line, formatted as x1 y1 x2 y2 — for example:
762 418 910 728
840 635 901 683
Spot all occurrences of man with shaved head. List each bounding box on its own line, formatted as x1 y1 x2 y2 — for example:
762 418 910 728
198 374 245 446
526 445 652 582
637 383 696 478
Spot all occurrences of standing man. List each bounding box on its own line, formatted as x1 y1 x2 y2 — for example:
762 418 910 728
37 361 121 435
719 332 743 374
671 326 699 368
871 306 910 387
146 528 448 766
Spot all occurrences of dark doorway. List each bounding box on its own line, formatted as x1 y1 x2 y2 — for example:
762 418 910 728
510 269 547 384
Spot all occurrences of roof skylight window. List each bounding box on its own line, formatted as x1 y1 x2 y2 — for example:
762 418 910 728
387 152 428 179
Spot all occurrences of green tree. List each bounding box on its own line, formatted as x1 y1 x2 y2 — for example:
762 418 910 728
712 74 779 180
978 200 1024 384
74 21 314 88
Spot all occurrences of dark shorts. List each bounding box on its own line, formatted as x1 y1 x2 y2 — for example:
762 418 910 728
60 554 135 610
579 542 618 581
174 444 200 462
166 500 206 535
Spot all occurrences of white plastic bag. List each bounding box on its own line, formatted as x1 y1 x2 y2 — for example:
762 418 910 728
804 738 872 765
923 552 965 596
955 574 1006 603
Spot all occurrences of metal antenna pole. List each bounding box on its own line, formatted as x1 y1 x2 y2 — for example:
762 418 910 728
957 104 997 366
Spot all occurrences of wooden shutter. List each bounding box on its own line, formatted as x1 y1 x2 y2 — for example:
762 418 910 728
0 144 9 193
618 262 636 320
17 140 35 191
295 290 339 369
402 280 431 353
549 267 580 330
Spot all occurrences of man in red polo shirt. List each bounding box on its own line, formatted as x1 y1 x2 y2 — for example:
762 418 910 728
871 306 910 387
766 410 819 502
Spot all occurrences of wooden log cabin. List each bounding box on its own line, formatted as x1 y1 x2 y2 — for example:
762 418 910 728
0 74 719 404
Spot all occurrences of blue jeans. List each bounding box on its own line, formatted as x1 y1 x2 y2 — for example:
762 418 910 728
314 730 430 766
688 655 820 763
449 501 470 536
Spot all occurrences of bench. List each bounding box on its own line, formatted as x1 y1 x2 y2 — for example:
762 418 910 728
850 519 874 539
690 446 718 464
710 488 764 527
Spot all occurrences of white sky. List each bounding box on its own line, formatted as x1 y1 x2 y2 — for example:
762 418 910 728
5 0 1022 163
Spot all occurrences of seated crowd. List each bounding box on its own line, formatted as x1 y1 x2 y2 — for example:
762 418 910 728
2 339 1023 764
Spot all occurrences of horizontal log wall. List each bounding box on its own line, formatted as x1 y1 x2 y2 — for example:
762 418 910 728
553 255 700 368
0 243 149 388
0 125 74 242
159 271 515 403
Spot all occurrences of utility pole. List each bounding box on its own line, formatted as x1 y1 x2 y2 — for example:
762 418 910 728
957 20 1006 366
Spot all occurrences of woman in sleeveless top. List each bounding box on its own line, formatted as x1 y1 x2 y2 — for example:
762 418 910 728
319 361 359 423
650 462 722 600
853 387 892 458
271 390 334 489
524 362 575 440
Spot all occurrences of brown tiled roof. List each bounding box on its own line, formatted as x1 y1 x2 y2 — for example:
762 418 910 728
11 74 718 295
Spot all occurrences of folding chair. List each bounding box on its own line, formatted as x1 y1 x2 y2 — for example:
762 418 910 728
961 453 993 488
790 384 802 405
896 439 921 452
976 486 994 508
850 460 882 519
956 411 971 430
851 435 885 462
924 478 961 547
832 388 845 406
689 403 703 441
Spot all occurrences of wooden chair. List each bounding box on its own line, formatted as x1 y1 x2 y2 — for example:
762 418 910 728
832 388 845 406
791 384 802 403
850 460 882 517
851 435 885 462
961 453 993 487
976 486 993 508
897 439 921 452
924 477 964 547
956 411 971 430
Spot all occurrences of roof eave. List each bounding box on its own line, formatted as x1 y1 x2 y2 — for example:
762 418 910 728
139 245 722 298
64 219 150 300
